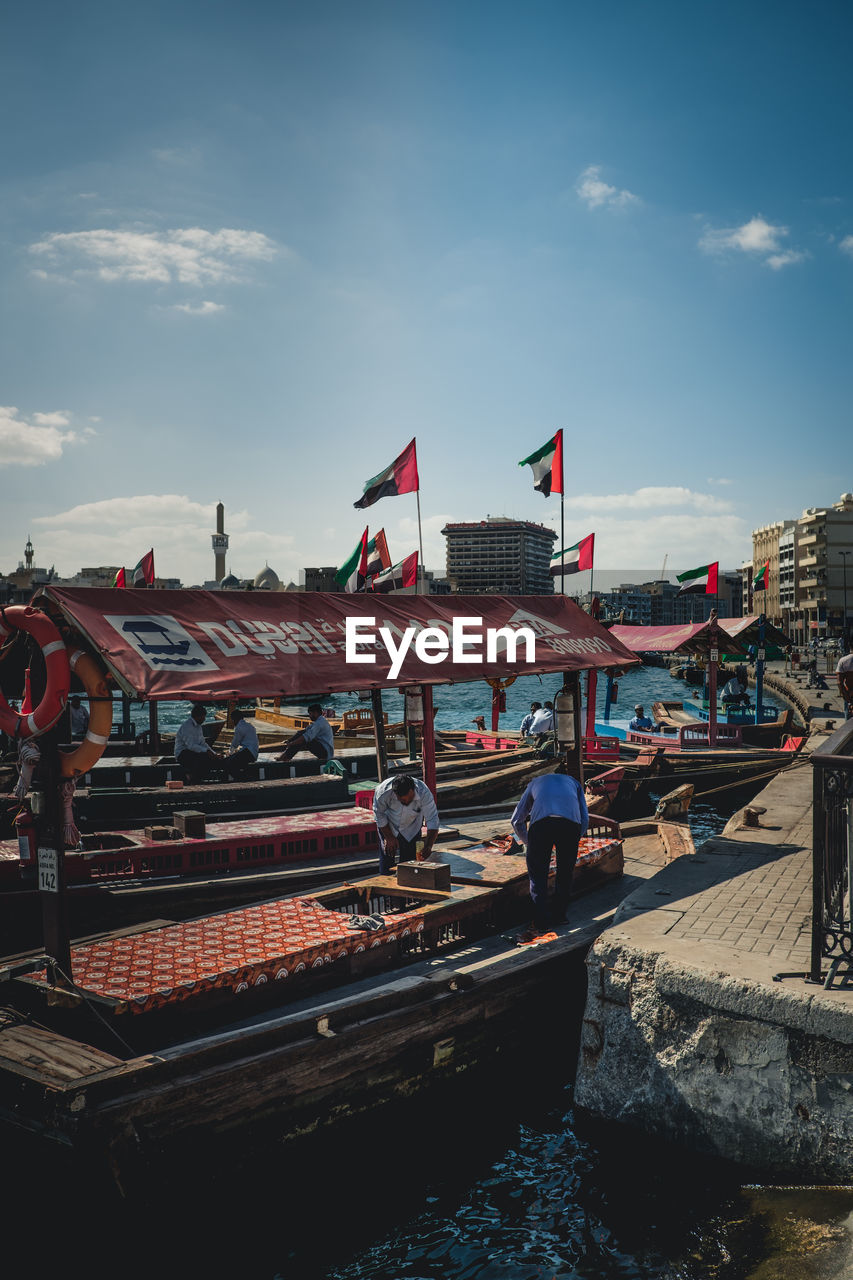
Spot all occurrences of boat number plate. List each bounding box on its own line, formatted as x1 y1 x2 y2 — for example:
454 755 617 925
710 648 719 663
38 847 59 894
758 649 766 661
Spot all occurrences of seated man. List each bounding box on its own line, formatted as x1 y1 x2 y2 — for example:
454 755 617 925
721 677 749 707
225 707 259 779
372 773 440 874
519 702 542 739
628 704 658 732
277 703 335 764
69 695 89 739
528 701 554 737
174 703 221 784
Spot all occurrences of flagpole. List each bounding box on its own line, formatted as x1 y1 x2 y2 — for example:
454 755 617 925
416 489 426 596
560 491 565 598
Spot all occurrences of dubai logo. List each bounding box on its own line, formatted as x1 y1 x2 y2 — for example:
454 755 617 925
104 615 219 670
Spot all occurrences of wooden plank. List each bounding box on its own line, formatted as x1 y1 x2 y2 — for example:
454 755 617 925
0 1022 123 1083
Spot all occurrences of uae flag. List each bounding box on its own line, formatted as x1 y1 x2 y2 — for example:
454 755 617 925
335 528 369 593
112 567 127 588
676 562 719 595
519 429 563 498
372 551 419 593
131 549 155 588
354 439 419 509
550 532 594 577
365 529 392 581
752 559 770 592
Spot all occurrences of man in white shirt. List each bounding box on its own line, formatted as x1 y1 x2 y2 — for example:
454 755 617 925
277 703 335 764
225 708 259 780
372 773 440 874
174 704 221 783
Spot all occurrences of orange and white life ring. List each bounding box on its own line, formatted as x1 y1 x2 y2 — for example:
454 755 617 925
0 606 70 739
60 650 112 778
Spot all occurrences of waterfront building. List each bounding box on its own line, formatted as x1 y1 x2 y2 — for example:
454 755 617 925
593 574 740 626
750 519 798 629
795 493 853 644
442 517 556 594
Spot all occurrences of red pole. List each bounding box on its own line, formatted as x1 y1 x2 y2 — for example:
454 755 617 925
421 685 438 803
585 668 598 743
491 683 500 733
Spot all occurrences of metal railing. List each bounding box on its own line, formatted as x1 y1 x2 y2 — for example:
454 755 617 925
811 717 853 986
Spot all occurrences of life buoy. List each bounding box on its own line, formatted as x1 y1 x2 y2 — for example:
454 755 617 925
0 606 70 738
60 650 112 778
485 676 517 692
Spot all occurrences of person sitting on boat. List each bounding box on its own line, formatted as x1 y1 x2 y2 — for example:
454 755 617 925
174 704 222 784
277 703 335 764
519 702 542 739
721 676 749 708
528 701 554 736
225 708 259 779
372 773 440 874
68 695 89 739
511 764 589 937
628 704 660 733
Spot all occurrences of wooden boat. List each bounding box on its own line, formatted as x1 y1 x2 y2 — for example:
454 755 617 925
652 699 796 748
0 810 693 1194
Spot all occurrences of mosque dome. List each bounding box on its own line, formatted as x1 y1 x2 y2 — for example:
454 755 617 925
253 564 282 590
220 572 241 590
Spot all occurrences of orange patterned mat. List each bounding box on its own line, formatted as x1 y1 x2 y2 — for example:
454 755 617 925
28 897 424 1014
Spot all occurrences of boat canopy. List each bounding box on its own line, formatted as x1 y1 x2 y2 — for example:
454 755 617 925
607 615 789 657
37 588 639 701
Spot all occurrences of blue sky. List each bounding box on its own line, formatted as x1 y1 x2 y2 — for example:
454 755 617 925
1 0 851 587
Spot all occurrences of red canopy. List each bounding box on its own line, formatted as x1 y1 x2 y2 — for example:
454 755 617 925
39 588 639 701
608 614 788 657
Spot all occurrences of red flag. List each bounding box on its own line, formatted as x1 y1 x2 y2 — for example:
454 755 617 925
354 439 419 509
132 549 155 588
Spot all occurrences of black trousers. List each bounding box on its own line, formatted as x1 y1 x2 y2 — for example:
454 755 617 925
177 749 211 784
377 830 418 875
526 816 582 930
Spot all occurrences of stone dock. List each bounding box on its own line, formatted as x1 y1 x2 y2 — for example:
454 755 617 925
575 660 853 1182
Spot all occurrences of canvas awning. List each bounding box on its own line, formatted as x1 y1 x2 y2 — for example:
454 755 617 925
607 617 765 658
37 588 640 701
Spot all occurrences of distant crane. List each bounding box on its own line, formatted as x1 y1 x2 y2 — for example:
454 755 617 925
660 554 668 581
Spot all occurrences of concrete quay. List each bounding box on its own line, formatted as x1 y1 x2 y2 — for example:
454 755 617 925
575 669 853 1182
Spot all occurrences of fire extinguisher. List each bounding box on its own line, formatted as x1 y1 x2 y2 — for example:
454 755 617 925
14 805 37 869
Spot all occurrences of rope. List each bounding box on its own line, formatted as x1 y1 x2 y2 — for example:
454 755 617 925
47 962 137 1057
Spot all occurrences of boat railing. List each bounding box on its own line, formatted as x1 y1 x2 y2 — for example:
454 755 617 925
626 722 743 749
810 717 853 986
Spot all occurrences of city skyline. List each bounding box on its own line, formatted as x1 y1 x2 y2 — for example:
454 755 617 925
2 2 851 586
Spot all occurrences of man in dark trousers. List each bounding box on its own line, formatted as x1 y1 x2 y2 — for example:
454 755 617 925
511 765 588 938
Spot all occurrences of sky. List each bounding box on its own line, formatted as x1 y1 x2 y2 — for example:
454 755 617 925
2 0 851 588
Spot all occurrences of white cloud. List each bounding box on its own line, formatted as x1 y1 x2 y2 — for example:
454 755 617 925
0 406 82 467
706 477 733 486
564 486 733 514
29 227 280 286
172 300 226 315
576 165 639 210
699 216 805 268
766 249 807 270
31 495 296 586
839 235 853 259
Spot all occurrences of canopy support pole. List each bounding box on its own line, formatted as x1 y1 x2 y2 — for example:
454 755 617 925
148 700 160 753
755 613 766 724
421 685 437 803
585 668 597 743
371 689 388 782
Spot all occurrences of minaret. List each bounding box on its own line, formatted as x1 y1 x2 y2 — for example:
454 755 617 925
211 503 229 582
25 536 33 571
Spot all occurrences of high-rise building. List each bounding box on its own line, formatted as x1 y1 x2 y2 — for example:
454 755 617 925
442 518 557 594
303 566 341 592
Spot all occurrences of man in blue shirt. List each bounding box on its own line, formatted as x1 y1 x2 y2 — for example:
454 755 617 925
511 767 588 935
628 704 658 732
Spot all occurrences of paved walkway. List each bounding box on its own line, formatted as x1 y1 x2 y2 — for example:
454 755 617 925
609 661 853 1007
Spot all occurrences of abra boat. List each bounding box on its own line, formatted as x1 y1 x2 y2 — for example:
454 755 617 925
0 808 695 1194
